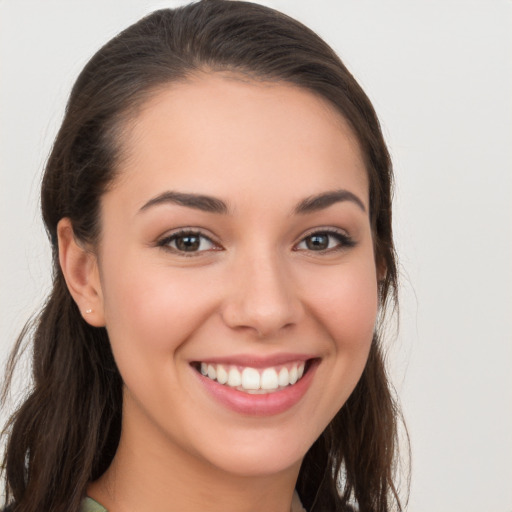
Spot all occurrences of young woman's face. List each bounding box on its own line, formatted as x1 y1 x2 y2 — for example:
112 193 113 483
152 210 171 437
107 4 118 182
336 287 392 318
94 74 378 478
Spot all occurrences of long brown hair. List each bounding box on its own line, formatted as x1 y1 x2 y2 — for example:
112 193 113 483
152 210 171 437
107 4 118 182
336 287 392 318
1 1 406 511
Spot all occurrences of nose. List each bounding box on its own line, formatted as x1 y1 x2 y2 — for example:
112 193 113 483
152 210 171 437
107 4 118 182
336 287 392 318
220 249 304 338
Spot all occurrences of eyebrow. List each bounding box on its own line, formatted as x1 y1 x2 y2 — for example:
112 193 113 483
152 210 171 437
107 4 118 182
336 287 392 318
139 191 229 214
138 188 366 216
294 189 366 214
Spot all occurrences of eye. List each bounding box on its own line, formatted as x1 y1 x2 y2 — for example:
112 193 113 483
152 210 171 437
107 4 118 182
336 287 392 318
157 230 218 254
295 229 355 252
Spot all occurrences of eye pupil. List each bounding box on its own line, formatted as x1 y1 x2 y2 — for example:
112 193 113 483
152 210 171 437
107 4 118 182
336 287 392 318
306 234 329 250
176 235 200 252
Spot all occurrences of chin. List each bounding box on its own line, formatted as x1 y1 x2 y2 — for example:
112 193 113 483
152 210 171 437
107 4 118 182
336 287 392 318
210 448 303 478
192 424 316 478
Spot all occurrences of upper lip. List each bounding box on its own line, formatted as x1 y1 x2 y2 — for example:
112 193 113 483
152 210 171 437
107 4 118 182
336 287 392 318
190 353 317 368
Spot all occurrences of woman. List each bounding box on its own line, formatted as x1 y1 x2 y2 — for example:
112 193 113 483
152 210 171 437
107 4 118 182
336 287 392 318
1 1 405 511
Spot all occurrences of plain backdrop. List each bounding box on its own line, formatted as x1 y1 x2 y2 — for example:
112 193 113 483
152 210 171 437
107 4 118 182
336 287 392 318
1 1 511 511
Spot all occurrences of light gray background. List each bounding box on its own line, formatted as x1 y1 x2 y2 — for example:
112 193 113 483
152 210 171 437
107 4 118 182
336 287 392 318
1 1 511 510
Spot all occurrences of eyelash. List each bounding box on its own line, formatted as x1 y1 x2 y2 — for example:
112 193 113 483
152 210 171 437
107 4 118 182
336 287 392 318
294 228 356 253
156 228 355 256
156 229 220 256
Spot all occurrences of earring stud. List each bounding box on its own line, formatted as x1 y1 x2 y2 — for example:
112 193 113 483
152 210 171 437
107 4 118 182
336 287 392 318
85 309 93 314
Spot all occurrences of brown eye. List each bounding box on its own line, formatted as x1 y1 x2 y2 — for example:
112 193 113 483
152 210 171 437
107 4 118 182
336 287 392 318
158 231 217 254
305 233 330 250
296 230 356 252
175 234 201 252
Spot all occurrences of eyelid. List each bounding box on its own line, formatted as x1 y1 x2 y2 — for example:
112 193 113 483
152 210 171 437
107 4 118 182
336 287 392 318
294 227 356 252
156 228 223 255
154 226 355 256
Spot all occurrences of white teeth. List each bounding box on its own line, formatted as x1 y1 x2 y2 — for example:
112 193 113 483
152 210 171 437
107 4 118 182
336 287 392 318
289 366 298 385
216 364 228 384
228 366 242 387
207 364 216 380
278 367 289 387
242 368 260 390
298 362 305 379
260 368 279 390
198 361 308 393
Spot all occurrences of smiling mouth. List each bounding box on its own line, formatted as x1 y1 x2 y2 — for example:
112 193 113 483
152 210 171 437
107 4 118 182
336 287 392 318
191 360 314 394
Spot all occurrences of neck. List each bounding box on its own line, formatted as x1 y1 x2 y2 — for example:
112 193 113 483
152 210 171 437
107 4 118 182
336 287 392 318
88 403 301 512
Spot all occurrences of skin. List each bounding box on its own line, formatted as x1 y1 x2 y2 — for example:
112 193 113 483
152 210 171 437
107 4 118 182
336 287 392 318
58 74 379 512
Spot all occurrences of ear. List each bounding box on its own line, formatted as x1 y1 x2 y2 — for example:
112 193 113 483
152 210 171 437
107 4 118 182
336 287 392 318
57 218 105 327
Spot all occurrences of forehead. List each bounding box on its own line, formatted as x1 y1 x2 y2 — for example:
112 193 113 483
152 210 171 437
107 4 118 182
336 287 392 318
112 73 369 211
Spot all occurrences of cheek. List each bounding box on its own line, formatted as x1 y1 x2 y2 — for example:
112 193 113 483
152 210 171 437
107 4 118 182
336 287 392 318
305 260 379 348
99 256 220 358
99 263 208 408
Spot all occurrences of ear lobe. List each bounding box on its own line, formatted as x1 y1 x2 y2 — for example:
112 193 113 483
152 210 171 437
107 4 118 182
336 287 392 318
57 218 105 327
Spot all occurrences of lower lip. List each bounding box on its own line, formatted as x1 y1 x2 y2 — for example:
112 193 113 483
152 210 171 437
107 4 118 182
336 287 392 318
194 361 318 416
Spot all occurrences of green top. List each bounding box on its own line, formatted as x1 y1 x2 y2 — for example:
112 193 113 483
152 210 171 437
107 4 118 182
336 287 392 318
81 497 107 512
81 492 306 511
